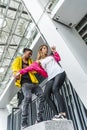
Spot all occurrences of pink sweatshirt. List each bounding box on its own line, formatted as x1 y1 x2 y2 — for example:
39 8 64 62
19 62 48 78
53 51 61 62
19 51 60 78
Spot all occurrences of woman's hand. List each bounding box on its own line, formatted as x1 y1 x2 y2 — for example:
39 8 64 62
36 60 41 64
51 46 56 52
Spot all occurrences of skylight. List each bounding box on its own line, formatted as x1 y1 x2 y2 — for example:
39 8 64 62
0 17 7 28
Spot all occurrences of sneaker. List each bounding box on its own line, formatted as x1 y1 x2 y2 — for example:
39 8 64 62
52 113 67 120
35 120 40 124
35 118 43 124
35 119 43 124
22 124 28 129
22 120 28 129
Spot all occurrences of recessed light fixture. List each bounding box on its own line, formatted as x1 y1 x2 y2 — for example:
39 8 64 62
0 68 5 73
0 48 3 52
0 17 7 28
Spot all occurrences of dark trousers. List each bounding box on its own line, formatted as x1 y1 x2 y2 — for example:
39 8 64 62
44 71 66 115
22 83 44 122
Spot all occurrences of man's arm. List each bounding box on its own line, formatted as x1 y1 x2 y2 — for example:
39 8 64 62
11 57 21 80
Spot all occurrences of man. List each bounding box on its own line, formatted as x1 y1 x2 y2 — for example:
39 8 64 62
11 48 44 128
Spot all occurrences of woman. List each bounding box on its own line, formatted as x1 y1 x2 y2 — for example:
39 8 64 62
16 45 66 119
36 45 66 119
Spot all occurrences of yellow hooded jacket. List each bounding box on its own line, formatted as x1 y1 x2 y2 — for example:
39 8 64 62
11 56 39 87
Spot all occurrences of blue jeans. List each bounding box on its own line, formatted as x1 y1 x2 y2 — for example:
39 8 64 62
22 83 44 122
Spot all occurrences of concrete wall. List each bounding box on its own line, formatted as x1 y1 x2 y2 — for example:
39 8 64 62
54 21 87 74
25 120 74 130
0 109 9 130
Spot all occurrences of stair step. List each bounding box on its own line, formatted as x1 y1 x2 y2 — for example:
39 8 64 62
24 120 74 130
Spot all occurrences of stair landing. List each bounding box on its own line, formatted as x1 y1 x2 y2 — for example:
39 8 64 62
24 120 74 130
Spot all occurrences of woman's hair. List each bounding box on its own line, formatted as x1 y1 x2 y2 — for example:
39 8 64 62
37 44 48 60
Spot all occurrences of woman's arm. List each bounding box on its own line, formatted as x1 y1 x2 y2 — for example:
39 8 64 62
16 62 48 78
51 46 61 62
53 51 61 62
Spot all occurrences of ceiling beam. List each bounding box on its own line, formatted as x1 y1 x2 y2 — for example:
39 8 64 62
0 44 17 46
0 4 28 15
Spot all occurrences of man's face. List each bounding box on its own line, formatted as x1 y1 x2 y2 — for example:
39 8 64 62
24 50 32 59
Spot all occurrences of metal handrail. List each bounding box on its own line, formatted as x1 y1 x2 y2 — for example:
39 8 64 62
7 77 87 130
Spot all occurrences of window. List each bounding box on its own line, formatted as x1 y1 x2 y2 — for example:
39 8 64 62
75 14 87 45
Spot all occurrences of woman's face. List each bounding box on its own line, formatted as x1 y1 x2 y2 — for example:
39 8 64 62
41 46 48 55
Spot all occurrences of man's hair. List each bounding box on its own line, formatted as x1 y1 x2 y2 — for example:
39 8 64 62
23 48 32 53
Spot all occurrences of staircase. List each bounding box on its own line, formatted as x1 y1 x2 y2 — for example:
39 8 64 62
24 120 74 130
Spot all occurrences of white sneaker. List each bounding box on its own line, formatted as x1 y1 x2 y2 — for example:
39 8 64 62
52 113 67 120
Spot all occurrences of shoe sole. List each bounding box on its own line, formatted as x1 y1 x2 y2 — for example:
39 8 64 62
21 125 28 129
52 118 67 121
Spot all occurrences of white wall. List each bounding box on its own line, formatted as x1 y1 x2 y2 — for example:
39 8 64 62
0 109 9 130
22 0 87 109
0 77 19 108
53 21 87 74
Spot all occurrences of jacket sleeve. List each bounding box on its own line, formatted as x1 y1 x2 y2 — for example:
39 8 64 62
19 63 35 74
29 58 37 74
11 57 20 74
19 62 48 78
53 51 61 62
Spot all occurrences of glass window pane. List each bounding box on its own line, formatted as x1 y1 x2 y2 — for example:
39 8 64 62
0 31 9 43
15 18 29 36
7 10 17 19
9 0 19 9
3 18 14 33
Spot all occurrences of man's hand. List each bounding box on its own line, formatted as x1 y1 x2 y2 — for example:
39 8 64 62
13 72 20 80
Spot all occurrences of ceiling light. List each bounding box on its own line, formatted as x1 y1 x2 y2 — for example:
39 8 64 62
0 17 7 28
0 68 5 73
0 48 3 53
19 48 23 54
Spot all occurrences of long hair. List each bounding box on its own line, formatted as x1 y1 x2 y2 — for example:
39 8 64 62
36 44 48 60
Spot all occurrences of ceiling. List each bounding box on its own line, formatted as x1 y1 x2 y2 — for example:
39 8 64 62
0 0 38 95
